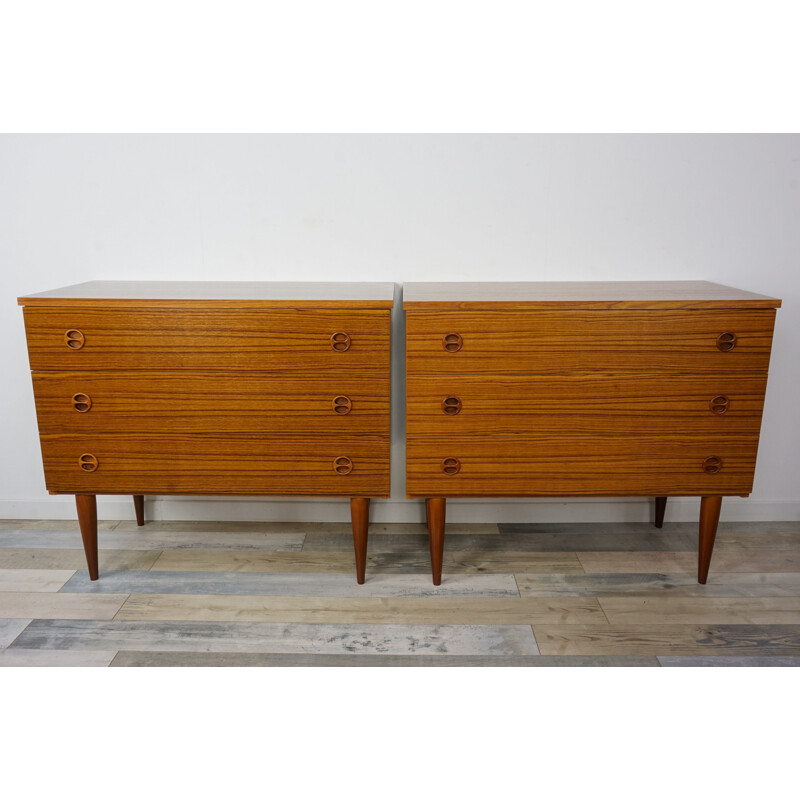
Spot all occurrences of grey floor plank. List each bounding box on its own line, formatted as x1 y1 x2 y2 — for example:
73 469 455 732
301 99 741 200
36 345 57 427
1 619 32 648
0 568 76 592
110 652 657 667
499 521 800 535
12 620 539 655
516 572 800 597
61 570 520 597
0 519 117 532
657 656 800 667
0 592 129 620
304 531 696 552
0 529 305 551
0 649 116 667
0 548 162 571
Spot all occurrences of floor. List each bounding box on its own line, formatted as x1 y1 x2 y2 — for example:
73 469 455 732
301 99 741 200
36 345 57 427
1 517 799 666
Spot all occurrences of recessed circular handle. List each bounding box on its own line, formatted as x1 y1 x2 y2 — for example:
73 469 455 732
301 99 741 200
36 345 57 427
330 332 351 352
78 453 98 472
333 456 353 475
442 333 463 353
702 456 722 474
441 457 461 475
709 395 729 415
64 330 85 349
71 393 93 413
332 395 352 415
716 332 737 352
441 396 462 415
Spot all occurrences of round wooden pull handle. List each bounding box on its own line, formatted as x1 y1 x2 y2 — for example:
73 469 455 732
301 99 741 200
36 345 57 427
441 396 462 415
78 453 99 472
702 456 722 474
330 332 351 352
64 330 85 349
333 456 353 475
709 395 729 415
72 393 93 413
716 332 737 351
442 333 463 353
332 395 352 415
441 457 461 475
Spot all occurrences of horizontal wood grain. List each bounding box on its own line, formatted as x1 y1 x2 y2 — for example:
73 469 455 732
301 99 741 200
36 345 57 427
406 309 776 374
31 372 390 436
406 435 760 496
39 433 391 496
24 307 391 372
402 280 781 310
598 596 800 625
19 280 395 308
407 373 768 437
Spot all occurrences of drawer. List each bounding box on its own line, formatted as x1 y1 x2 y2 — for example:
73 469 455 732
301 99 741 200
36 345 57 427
23 307 391 372
406 435 760 497
31 372 390 436
39 434 390 496
406 374 768 437
406 309 776 374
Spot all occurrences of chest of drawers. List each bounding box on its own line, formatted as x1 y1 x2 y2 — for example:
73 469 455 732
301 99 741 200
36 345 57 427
19 281 394 583
404 281 781 585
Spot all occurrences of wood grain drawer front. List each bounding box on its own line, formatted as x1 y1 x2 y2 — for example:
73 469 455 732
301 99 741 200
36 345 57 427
406 309 776 374
406 435 760 497
24 307 391 372
31 372 390 436
39 434 390 496
406 374 768 437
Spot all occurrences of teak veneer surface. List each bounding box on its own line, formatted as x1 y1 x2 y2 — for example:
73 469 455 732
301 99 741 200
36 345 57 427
32 372 390 436
403 280 781 309
24 307 390 372
406 373 767 437
18 280 395 308
406 309 776 374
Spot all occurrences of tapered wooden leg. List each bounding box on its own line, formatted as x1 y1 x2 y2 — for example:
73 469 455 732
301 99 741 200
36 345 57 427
698 496 723 584
75 494 99 581
351 497 370 585
427 497 446 586
654 496 667 528
133 495 145 526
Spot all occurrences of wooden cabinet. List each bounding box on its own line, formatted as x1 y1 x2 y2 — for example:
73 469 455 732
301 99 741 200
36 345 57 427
404 281 781 585
19 281 394 583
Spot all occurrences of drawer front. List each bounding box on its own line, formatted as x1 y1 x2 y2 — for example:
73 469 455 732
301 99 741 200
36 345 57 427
406 435 760 496
32 372 390 436
407 374 768 437
24 307 391 372
39 434 390 496
406 309 776 374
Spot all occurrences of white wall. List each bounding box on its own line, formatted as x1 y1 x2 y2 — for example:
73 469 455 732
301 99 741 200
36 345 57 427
1 134 798 523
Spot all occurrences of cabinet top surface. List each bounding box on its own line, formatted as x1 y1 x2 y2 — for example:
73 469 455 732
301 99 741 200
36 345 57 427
403 281 781 309
18 281 395 308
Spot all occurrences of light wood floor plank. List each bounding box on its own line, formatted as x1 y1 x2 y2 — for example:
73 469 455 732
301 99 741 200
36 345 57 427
599 596 800 625
62 570 519 597
115 594 604 624
110 652 656 667
0 520 117 532
534 624 800 656
0 549 162 571
0 568 75 592
0 529 305 551
151 550 582 574
578 550 800 574
11 620 540 655
657 656 800 667
0 649 117 667
0 592 128 620
1 619 32 648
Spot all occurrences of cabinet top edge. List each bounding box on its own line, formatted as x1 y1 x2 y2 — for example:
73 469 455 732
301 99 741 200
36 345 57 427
402 281 781 309
18 281 396 308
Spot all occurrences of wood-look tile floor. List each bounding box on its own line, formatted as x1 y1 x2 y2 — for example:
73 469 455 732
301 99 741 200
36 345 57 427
1 518 799 667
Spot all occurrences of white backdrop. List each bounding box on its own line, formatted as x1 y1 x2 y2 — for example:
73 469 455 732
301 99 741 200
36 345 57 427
1 134 797 523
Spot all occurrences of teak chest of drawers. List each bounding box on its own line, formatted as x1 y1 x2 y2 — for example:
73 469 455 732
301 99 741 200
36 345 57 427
404 281 781 585
19 281 394 583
